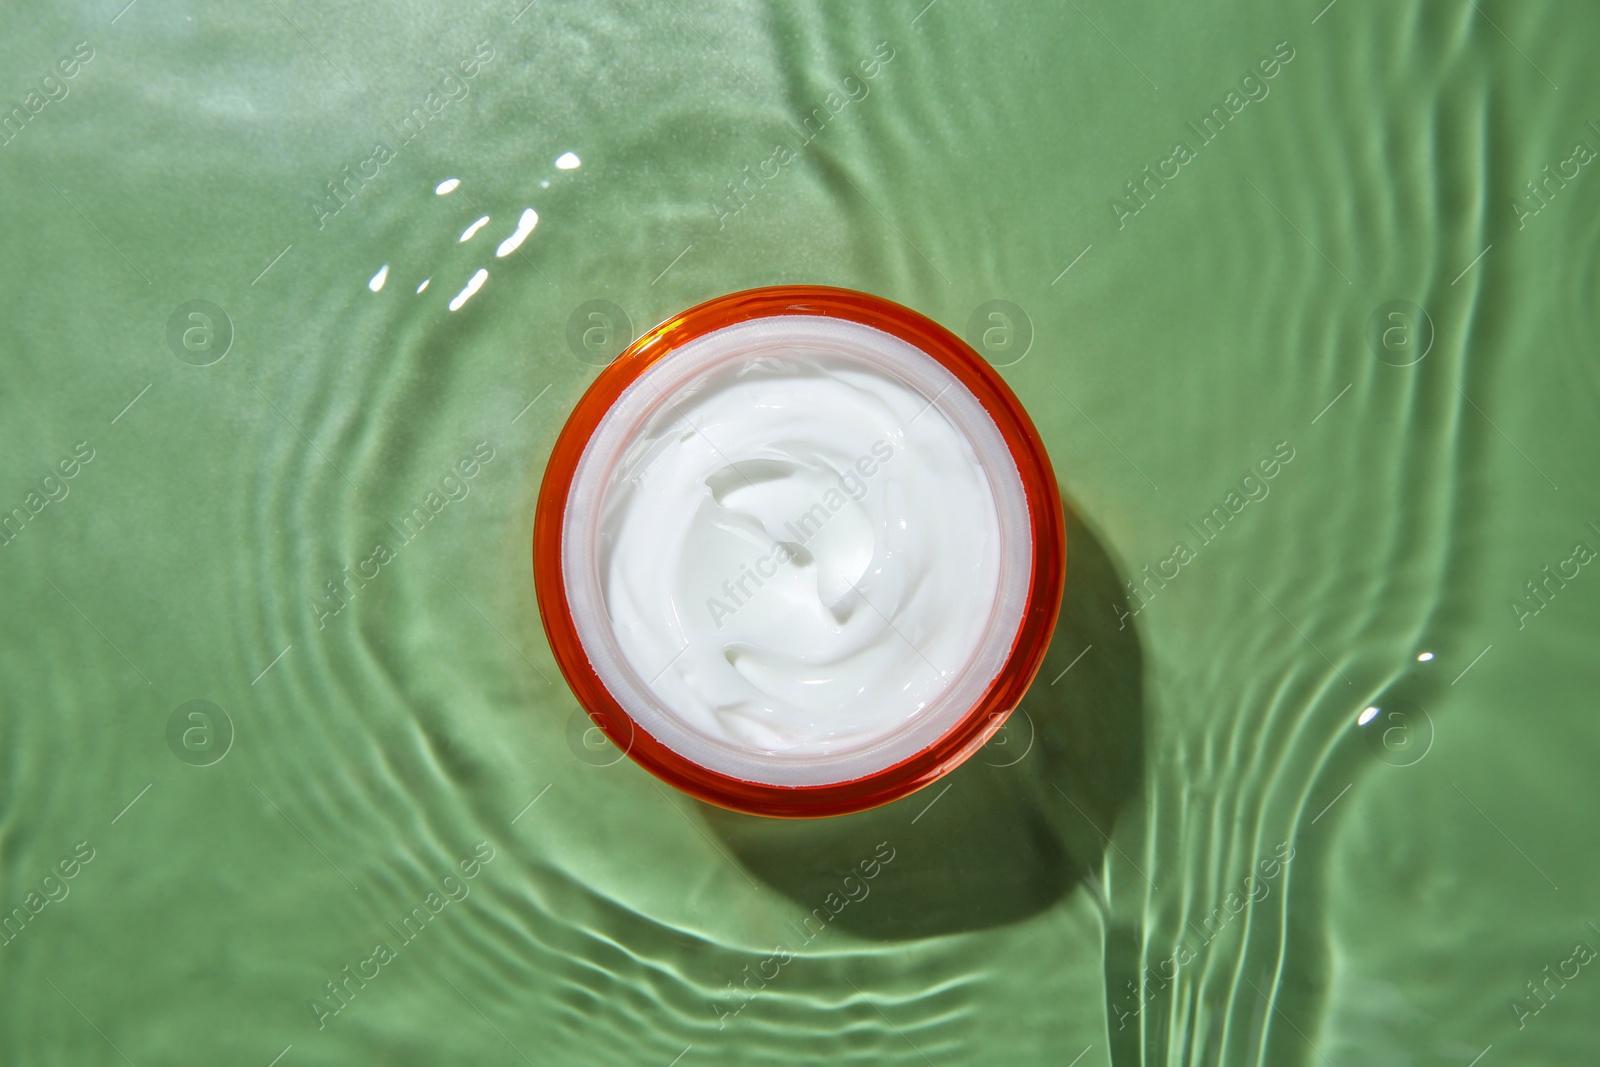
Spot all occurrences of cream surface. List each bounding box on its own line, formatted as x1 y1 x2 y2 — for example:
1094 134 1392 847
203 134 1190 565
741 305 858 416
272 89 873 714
598 350 1004 756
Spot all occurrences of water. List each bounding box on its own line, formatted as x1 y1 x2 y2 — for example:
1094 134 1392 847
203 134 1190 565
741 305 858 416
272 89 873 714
3 1 1597 1063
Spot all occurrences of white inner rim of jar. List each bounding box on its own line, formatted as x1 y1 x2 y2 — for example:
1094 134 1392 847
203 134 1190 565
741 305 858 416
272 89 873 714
562 315 1033 788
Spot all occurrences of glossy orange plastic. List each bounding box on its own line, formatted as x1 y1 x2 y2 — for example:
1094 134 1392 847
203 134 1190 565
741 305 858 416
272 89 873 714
533 286 1065 817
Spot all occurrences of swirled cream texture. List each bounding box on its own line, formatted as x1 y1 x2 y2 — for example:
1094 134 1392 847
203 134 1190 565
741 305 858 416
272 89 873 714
599 350 1004 757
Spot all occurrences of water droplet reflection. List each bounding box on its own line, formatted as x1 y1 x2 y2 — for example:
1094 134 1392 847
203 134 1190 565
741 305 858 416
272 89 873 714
448 268 488 312
496 209 538 257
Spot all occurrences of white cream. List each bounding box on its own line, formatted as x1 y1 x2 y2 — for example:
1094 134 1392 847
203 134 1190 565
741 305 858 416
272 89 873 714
563 316 1033 787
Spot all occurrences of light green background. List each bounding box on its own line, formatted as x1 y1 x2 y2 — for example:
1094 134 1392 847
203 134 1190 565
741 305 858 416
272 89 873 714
2 1 1597 1064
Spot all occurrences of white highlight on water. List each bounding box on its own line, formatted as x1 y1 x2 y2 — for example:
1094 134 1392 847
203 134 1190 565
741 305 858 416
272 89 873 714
448 268 488 311
496 209 539 258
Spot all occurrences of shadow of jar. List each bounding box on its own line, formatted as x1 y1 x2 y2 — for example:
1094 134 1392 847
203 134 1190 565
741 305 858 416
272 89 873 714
699 492 1145 940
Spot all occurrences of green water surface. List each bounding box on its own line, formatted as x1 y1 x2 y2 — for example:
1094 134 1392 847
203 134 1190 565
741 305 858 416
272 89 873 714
3 1 1598 1064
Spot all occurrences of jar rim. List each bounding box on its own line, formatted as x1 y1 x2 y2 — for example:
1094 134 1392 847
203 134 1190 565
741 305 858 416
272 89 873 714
533 286 1066 818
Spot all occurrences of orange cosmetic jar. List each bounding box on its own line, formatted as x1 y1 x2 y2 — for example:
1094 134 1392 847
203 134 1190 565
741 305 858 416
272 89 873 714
534 286 1064 817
